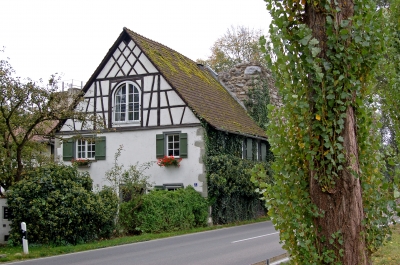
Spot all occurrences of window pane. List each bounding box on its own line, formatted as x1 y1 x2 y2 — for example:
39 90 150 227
129 112 133 120
134 112 139 120
88 142 95 159
174 150 179 156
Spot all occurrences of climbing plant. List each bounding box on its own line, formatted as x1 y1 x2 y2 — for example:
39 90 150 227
244 78 271 131
257 0 397 263
203 123 272 224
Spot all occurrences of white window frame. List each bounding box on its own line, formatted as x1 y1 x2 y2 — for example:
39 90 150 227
113 81 141 124
76 139 96 160
166 133 180 158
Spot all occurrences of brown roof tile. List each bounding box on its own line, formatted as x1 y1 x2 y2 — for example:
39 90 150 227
124 28 267 139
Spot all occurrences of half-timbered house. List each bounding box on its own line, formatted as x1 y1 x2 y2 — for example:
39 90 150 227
55 27 268 196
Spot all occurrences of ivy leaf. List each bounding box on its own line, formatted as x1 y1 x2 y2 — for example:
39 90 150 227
340 20 350 27
309 38 319 46
300 34 313 45
312 47 321 57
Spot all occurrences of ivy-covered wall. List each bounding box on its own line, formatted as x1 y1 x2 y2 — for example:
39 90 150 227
203 123 272 224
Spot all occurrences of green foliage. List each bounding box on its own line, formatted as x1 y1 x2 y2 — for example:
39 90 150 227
244 78 271 131
203 124 272 224
7 164 118 245
375 0 400 196
257 0 397 263
197 26 266 72
119 186 208 234
0 52 104 191
206 154 271 224
105 145 152 199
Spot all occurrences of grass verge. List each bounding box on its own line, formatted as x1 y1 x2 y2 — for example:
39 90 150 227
0 216 269 263
372 223 400 265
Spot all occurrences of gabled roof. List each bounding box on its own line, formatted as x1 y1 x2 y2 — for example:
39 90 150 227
84 27 267 139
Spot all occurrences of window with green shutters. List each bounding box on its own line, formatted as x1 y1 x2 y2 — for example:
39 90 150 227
156 132 188 158
62 136 106 161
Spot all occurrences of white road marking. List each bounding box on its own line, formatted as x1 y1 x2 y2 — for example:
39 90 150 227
231 232 279 243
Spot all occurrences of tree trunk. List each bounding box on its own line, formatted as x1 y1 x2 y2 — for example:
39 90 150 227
305 1 370 264
310 106 369 264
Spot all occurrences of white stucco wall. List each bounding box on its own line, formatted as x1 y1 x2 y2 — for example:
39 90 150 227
56 126 206 195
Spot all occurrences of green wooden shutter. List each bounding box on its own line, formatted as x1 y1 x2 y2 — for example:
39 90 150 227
246 138 253 160
179 133 188 158
261 142 267 162
95 136 106 160
156 134 165 158
63 138 75 161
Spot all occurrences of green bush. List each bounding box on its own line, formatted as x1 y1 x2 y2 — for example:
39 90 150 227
119 186 208 234
7 164 118 245
206 154 271 224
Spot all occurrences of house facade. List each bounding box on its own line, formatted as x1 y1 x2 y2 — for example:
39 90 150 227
55 28 268 196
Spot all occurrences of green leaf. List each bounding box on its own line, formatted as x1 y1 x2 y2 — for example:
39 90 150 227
309 38 319 46
300 34 313 45
340 20 350 27
312 47 321 57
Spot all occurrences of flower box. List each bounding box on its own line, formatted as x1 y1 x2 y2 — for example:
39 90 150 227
71 159 91 167
157 156 182 167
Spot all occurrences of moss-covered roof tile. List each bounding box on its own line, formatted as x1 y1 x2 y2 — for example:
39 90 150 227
124 28 266 139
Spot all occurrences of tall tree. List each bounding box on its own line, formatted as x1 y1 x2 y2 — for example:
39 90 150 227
197 26 265 72
259 0 395 264
0 56 102 192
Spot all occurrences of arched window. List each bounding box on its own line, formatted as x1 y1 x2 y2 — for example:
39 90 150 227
114 82 140 122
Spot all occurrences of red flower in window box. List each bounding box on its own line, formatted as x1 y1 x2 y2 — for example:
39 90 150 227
71 158 91 167
157 156 182 167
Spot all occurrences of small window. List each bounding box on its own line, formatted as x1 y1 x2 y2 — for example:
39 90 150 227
156 133 188 158
63 136 106 161
114 82 140 123
76 139 95 159
167 134 180 157
163 183 184 191
243 138 253 160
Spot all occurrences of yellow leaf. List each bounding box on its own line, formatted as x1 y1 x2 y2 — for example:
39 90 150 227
299 142 305 149
316 114 321 121
323 150 329 156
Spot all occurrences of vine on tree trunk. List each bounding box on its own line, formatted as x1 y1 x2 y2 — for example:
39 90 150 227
255 0 397 263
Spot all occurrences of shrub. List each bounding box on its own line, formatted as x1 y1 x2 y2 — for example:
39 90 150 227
7 164 118 245
119 186 208 234
206 154 271 224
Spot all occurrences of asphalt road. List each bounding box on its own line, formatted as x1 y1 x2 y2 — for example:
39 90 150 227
7 221 284 265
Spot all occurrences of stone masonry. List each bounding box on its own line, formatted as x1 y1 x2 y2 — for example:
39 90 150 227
217 62 282 108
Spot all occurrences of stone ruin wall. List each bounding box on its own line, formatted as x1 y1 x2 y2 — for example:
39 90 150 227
217 62 282 108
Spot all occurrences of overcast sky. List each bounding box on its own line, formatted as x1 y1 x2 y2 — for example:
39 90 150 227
1 0 271 85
